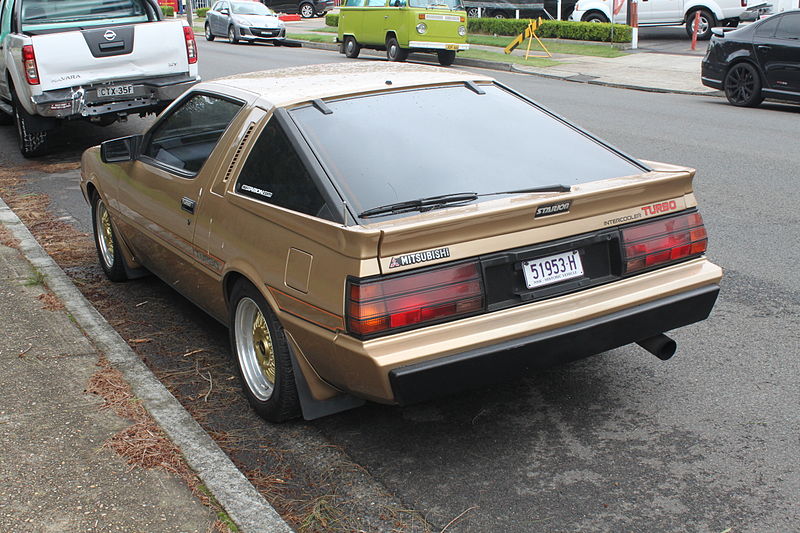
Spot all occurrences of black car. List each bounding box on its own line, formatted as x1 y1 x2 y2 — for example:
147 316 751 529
261 0 333 18
701 10 800 107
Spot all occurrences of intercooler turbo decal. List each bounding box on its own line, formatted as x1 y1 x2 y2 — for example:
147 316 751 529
603 199 681 226
389 247 451 269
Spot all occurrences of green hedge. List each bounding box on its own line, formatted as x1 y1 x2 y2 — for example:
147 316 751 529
323 13 629 42
196 7 209 17
160 5 174 17
468 18 631 42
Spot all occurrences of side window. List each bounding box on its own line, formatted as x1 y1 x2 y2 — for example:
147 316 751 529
754 15 780 38
235 117 327 218
774 13 800 40
344 0 362 5
366 0 385 6
143 93 242 175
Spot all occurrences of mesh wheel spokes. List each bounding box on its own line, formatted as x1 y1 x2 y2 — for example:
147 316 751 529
235 298 275 401
96 202 115 267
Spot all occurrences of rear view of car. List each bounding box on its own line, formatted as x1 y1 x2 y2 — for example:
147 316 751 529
80 64 722 422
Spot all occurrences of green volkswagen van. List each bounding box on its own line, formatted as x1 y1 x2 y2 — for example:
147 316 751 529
337 0 468 66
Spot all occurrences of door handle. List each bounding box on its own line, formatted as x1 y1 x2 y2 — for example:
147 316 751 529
757 45 771 52
181 197 196 214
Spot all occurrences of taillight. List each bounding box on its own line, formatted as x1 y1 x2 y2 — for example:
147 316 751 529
347 262 484 336
183 26 198 64
741 0 747 7
22 45 40 85
622 212 708 274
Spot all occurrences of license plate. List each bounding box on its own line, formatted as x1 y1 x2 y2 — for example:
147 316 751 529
445 44 459 50
522 250 584 290
97 84 134 97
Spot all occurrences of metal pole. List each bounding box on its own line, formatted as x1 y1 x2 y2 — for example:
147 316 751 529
557 0 562 20
630 0 638 49
186 0 194 27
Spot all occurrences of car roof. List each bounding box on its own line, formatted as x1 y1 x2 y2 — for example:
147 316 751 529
209 63 495 109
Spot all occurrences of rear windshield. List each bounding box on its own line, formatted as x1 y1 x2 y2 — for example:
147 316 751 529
21 0 150 28
290 84 645 219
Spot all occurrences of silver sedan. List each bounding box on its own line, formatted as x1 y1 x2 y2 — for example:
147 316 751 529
204 0 286 45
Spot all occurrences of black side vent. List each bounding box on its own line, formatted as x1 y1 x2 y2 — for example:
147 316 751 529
224 122 257 182
82 26 135 58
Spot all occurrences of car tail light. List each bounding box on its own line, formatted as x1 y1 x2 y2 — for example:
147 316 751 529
622 212 708 274
183 26 198 64
22 45 40 85
741 0 747 6
347 262 484 336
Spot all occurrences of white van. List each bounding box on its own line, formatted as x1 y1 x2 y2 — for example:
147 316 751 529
569 0 752 39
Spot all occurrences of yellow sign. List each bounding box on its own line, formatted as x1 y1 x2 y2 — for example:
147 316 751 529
504 18 552 59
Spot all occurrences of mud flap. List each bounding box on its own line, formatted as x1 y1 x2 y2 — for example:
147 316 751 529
286 341 364 420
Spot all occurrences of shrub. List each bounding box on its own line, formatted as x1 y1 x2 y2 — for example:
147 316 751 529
160 5 174 17
467 17 631 42
326 13 339 27
196 7 209 17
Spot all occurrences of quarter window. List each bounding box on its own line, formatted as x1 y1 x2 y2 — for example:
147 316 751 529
235 116 327 218
754 15 780 38
143 93 243 175
775 13 800 40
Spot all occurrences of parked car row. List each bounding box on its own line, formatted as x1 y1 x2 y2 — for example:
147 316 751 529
204 1 287 44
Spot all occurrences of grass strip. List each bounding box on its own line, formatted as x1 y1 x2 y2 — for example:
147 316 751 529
459 48 560 67
467 34 625 57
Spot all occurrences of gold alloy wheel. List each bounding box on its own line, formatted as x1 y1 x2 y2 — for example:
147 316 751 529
235 297 276 401
95 200 115 268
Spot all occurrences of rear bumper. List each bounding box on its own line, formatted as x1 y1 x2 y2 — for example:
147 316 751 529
31 73 199 119
389 283 720 405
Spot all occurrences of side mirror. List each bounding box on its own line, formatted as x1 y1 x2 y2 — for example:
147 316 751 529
101 135 142 163
220 8 230 14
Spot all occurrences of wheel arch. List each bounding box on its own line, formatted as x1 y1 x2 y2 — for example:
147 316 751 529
582 8 610 22
684 3 723 23
724 56 765 86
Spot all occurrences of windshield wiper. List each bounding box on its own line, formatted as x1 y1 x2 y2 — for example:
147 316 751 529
481 184 571 195
359 192 478 218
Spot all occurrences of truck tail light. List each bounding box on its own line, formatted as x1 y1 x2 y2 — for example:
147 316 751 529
22 45 40 85
183 26 198 64
347 262 484 336
622 212 708 274
741 0 747 6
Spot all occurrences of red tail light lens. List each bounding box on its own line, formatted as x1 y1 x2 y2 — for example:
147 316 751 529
622 212 708 274
22 45 40 85
347 262 484 336
183 26 198 64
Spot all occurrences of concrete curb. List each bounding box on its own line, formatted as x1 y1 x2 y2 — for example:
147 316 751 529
293 39 721 96
0 197 293 533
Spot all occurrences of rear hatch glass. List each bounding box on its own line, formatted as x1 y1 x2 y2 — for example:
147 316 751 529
290 84 646 222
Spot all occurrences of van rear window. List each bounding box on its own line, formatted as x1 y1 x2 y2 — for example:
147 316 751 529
21 0 149 28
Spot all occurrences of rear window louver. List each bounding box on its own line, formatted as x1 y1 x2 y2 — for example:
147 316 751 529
224 121 257 182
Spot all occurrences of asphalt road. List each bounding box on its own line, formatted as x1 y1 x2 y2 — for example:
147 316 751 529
3 40 799 532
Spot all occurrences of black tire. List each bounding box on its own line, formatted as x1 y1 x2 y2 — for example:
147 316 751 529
466 7 480 17
299 2 314 18
685 9 716 40
315 9 327 16
584 11 608 23
228 280 300 423
228 25 239 44
386 36 408 62
344 35 361 58
13 98 49 158
437 49 456 66
492 11 507 19
91 192 128 282
724 62 764 107
204 22 215 41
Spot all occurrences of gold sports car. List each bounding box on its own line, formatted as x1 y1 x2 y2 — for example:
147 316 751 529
80 63 722 422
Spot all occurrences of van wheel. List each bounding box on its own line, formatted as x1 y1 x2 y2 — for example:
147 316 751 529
583 11 608 23
724 62 764 107
228 25 239 44
205 22 215 41
685 9 715 40
228 280 301 423
299 2 315 18
91 192 128 282
344 36 361 58
13 98 49 158
467 7 480 17
437 50 456 66
386 36 408 62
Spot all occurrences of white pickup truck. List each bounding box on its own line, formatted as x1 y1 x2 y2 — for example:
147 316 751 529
0 0 199 157
570 0 754 40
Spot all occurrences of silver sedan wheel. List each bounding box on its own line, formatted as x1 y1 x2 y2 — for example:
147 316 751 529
234 297 276 402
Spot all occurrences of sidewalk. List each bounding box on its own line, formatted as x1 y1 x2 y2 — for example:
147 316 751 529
0 198 292 533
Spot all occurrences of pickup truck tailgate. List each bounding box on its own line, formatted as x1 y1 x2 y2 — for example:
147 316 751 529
31 20 191 92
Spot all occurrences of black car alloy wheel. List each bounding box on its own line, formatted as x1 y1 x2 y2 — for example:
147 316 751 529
724 62 764 107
